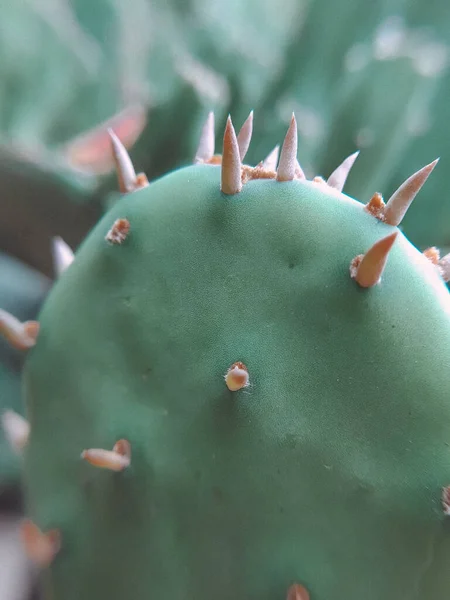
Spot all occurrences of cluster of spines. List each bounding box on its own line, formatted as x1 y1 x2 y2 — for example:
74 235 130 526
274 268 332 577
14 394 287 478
1 112 449 595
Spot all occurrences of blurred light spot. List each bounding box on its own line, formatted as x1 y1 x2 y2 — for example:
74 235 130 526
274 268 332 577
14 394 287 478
411 42 449 77
344 44 370 72
175 54 229 104
355 128 375 148
372 15 449 78
373 16 406 60
405 108 431 137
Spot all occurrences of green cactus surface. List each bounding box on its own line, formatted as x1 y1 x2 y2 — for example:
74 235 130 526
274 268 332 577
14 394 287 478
19 114 450 600
3 5 450 500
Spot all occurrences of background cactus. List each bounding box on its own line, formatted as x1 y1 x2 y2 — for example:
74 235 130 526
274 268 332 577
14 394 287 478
7 114 450 600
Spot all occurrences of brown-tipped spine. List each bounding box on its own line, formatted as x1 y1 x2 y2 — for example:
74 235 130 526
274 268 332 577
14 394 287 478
350 232 398 288
277 114 298 182
221 116 242 195
383 159 439 226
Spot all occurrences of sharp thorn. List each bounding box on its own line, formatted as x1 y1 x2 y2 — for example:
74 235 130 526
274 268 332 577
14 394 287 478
237 110 253 161
287 583 310 600
438 252 450 282
221 116 242 195
81 440 131 471
20 520 60 567
327 151 360 192
195 111 215 163
261 145 280 171
225 362 249 391
383 159 439 226
52 237 74 277
277 113 298 182
0 309 39 351
108 128 138 193
64 104 146 173
350 232 398 288
2 410 30 453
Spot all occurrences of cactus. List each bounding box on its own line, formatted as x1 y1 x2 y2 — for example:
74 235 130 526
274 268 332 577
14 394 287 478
1 111 449 600
0 107 145 484
3 4 450 494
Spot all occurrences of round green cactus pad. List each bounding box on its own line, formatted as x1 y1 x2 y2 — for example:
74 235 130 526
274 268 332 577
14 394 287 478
3 113 450 600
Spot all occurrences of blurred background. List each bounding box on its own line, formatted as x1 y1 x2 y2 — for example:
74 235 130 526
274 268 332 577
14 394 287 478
1 0 450 597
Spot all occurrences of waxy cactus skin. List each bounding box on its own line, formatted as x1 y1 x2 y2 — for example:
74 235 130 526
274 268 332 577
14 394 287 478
2 113 450 600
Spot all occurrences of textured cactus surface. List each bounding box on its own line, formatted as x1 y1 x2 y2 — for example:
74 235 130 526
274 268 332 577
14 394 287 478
3 2 450 495
19 115 450 600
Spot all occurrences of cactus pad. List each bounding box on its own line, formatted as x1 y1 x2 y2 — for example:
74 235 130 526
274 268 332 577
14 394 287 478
15 116 450 599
